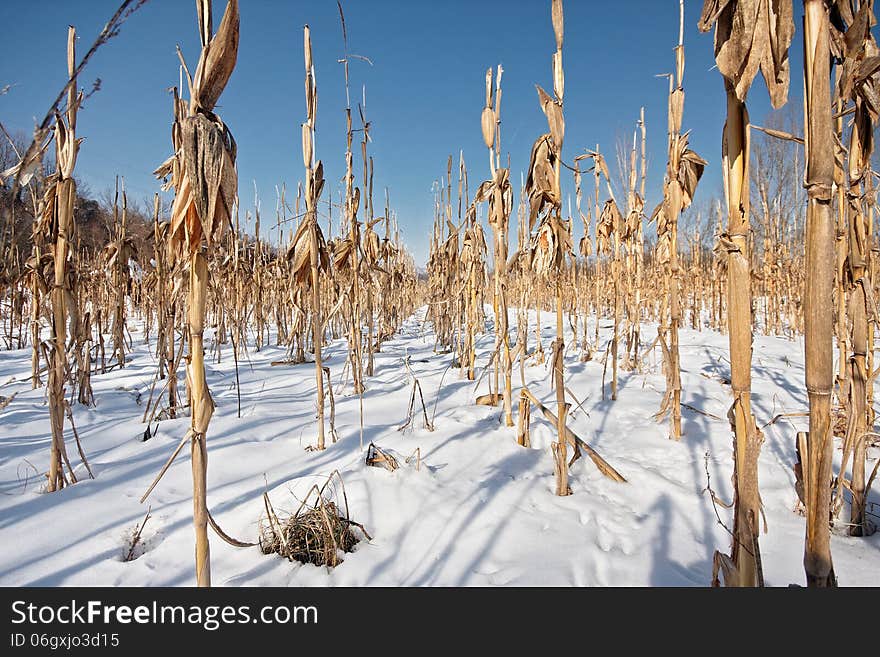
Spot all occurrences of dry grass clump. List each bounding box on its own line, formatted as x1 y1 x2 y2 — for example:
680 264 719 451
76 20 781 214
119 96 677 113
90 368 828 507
259 472 370 568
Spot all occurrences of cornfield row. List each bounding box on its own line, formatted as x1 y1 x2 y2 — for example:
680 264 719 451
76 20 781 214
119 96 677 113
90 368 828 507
0 0 421 587
0 0 877 588
425 0 880 587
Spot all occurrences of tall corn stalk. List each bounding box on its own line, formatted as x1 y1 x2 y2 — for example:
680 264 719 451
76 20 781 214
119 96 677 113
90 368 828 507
654 1 706 441
154 0 240 586
337 2 364 395
635 108 647 363
292 24 330 450
476 65 513 425
699 0 793 587
586 149 619 399
621 123 643 374
43 27 82 492
618 109 648 371
360 97 377 378
800 0 836 585
461 155 485 382
527 0 572 495
106 177 135 370
575 161 593 361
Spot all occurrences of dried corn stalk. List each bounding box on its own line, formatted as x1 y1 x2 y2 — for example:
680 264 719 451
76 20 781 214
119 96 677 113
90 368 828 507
583 148 621 399
699 0 793 587
300 24 329 450
103 177 136 370
41 27 83 492
474 65 514 426
654 4 706 441
153 0 240 587
337 5 365 395
799 0 837 587
461 164 486 381
525 0 573 496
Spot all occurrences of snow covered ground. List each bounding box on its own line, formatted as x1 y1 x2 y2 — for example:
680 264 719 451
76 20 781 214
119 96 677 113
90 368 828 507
1 307 878 586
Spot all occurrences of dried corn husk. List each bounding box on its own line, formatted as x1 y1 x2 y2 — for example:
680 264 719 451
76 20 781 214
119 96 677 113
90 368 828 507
677 132 707 209
191 0 239 113
475 167 512 232
287 211 330 287
530 215 572 276
698 0 794 108
363 221 381 266
156 1 239 259
597 198 621 256
525 134 559 230
537 85 564 150
331 237 353 271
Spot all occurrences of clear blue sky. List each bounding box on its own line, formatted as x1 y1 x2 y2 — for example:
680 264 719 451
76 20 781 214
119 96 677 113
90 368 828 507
1 0 804 264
